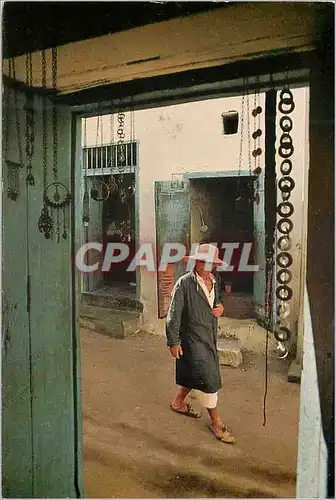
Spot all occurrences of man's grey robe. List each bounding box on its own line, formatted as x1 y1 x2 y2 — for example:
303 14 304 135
165 271 223 394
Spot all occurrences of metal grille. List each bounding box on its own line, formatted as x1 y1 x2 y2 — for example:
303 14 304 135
83 141 137 176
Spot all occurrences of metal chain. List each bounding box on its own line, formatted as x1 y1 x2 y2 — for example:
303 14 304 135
4 59 13 160
236 87 245 203
52 47 58 183
25 52 35 186
82 116 90 226
257 77 261 170
5 59 22 201
41 50 48 192
245 77 252 177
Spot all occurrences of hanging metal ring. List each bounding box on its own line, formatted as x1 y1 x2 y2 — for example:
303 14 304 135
281 191 291 201
279 116 293 133
278 176 295 193
278 235 292 251
278 89 295 114
279 88 294 101
252 129 262 139
252 106 262 117
279 133 293 148
276 285 293 301
278 144 294 158
90 181 110 202
277 201 294 218
277 269 292 285
44 182 71 209
252 148 262 157
276 252 293 268
277 218 293 234
274 326 291 342
280 159 292 175
277 301 291 319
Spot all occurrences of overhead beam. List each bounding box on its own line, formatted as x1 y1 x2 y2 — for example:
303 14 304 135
3 3 315 95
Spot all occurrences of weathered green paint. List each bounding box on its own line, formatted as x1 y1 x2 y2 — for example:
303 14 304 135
2 87 33 497
253 172 266 312
155 180 190 317
2 86 80 497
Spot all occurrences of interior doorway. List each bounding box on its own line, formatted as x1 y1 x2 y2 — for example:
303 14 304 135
190 175 256 319
81 134 139 302
102 172 136 288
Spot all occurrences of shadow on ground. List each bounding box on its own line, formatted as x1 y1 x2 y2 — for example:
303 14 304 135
81 329 300 498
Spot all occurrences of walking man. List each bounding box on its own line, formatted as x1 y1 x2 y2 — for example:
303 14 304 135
166 243 235 444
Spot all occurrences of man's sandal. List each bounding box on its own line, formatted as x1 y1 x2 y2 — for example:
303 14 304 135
170 403 201 418
209 424 236 444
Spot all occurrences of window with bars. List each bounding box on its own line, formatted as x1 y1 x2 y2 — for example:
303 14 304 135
82 141 138 175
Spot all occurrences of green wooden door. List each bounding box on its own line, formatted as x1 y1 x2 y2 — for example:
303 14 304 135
2 85 81 497
253 173 266 317
155 180 190 318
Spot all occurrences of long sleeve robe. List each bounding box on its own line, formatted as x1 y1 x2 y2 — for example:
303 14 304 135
165 271 223 394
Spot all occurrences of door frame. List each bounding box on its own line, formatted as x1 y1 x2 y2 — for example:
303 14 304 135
184 170 262 313
75 127 141 299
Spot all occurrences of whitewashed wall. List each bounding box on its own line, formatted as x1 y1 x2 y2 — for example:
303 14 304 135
83 89 308 337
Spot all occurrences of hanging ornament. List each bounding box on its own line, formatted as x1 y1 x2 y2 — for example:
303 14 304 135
82 117 90 226
117 110 126 183
106 108 118 195
41 47 71 242
274 83 296 358
25 52 35 186
236 77 254 209
5 58 23 201
251 76 263 201
90 111 111 202
38 49 53 239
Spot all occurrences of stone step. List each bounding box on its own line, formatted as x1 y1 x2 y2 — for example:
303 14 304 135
217 338 243 368
80 305 143 339
82 291 143 313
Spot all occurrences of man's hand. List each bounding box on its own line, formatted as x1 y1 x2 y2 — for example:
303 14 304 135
169 345 183 359
212 303 224 318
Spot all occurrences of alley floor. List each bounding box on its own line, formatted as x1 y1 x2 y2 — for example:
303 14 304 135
81 328 300 498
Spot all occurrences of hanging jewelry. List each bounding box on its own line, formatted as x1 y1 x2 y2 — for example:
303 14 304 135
42 47 71 242
106 108 118 194
274 84 296 359
251 76 263 204
90 112 110 202
117 110 126 187
235 84 245 209
38 49 54 239
82 117 90 226
25 52 35 186
245 77 255 204
5 58 23 201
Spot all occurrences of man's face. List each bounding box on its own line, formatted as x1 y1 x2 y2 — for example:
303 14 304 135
195 260 212 276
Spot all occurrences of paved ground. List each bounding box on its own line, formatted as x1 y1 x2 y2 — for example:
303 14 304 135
81 328 300 498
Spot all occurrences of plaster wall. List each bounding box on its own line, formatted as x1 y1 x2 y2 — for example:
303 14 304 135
83 89 308 344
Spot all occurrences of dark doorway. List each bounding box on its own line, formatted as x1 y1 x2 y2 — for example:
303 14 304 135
190 176 255 318
102 173 136 287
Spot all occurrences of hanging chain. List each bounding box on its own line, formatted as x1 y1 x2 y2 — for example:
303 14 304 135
52 48 58 183
91 110 110 202
274 83 296 359
40 46 71 242
82 117 90 226
42 50 48 192
245 78 252 178
5 58 23 201
236 87 245 205
25 52 35 186
107 104 118 195
38 49 53 239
